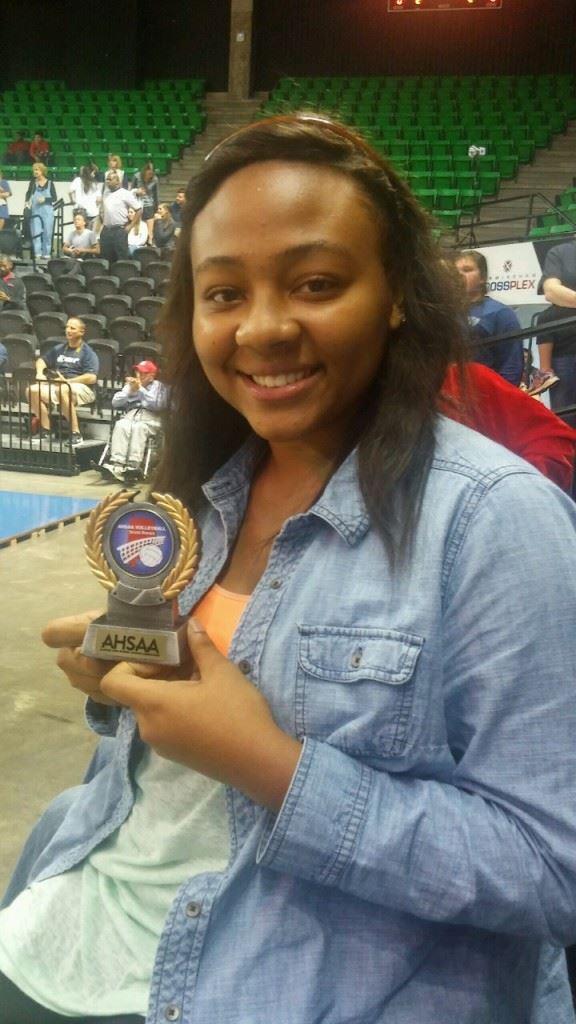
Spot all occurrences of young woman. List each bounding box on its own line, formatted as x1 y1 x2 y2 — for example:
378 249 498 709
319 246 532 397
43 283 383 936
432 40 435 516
152 202 176 252
126 205 149 254
131 161 159 244
69 165 102 226
25 162 57 260
1 115 576 1024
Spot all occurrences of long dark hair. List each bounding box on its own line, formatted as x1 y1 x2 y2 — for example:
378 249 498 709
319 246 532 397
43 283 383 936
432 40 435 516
154 114 467 558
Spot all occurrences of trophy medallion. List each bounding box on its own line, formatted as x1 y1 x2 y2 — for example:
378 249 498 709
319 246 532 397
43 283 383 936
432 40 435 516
82 490 199 664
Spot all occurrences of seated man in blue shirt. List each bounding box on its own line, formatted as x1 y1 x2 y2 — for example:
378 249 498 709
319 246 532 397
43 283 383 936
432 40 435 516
27 317 99 445
455 250 524 386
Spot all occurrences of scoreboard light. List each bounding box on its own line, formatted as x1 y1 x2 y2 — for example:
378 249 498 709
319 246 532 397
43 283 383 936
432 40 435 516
388 0 502 9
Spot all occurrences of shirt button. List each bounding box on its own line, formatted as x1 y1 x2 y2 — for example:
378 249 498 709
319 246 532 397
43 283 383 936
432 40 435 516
270 578 282 590
238 659 252 675
185 900 202 918
350 649 363 668
165 1007 180 1021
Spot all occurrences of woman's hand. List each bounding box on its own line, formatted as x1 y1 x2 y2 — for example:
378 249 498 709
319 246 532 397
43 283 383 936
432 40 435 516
100 619 302 811
42 610 119 706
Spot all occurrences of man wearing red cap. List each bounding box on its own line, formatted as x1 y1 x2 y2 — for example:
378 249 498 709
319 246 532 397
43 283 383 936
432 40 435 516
101 360 168 481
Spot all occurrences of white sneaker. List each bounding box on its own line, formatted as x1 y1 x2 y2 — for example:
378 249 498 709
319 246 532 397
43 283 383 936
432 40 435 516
101 462 125 481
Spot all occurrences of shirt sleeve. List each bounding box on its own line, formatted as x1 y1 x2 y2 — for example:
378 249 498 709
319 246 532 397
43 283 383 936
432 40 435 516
257 473 576 946
542 246 564 282
111 384 133 409
80 346 99 376
139 381 167 412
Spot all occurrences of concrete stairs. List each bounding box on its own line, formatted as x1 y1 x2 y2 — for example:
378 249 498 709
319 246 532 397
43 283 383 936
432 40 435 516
160 92 267 197
463 120 576 246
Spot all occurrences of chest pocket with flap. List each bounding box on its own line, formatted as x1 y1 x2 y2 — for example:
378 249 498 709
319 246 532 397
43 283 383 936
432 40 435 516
296 625 424 760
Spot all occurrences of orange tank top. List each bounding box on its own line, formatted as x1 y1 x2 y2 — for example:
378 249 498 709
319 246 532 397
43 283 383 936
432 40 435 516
192 584 250 657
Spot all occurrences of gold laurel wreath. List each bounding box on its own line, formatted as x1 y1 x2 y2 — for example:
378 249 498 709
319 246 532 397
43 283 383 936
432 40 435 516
84 490 199 598
151 492 199 599
84 489 138 591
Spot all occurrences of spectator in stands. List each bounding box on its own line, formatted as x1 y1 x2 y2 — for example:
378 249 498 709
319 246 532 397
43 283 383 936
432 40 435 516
69 165 102 227
152 202 176 252
5 115 576 1024
126 206 149 254
540 240 576 412
62 212 99 259
170 187 186 232
100 359 168 481
27 317 98 445
0 255 25 310
99 170 141 263
25 162 57 261
0 172 12 232
4 131 31 166
0 340 7 372
101 153 129 191
132 160 159 243
29 132 51 165
455 250 524 386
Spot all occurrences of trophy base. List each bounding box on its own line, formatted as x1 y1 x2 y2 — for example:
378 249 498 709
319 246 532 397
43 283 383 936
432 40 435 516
81 615 188 665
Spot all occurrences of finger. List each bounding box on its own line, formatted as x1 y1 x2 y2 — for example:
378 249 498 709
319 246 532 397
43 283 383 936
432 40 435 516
186 618 225 674
56 646 119 706
100 663 167 708
42 610 103 648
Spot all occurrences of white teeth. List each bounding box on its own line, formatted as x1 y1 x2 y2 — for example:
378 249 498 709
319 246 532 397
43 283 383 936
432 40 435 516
250 369 312 388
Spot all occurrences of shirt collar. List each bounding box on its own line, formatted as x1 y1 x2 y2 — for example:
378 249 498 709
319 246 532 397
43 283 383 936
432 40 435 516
202 436 370 546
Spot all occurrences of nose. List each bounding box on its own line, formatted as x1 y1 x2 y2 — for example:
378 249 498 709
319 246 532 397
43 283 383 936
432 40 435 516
234 291 301 350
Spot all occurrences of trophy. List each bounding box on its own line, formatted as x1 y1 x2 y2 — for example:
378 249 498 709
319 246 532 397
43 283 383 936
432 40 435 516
81 490 199 665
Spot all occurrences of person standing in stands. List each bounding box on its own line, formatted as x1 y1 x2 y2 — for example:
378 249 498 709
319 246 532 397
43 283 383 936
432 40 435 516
27 317 98 446
540 239 576 412
25 163 57 262
99 170 142 263
132 161 159 244
455 250 524 386
69 165 102 228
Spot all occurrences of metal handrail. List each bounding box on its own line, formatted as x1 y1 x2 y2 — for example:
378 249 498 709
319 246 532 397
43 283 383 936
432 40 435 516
456 191 576 248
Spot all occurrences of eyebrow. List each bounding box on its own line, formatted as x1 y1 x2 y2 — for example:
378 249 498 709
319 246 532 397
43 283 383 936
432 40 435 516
193 240 352 277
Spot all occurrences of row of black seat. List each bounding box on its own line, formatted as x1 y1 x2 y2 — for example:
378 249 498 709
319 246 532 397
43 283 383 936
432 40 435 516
0 305 164 345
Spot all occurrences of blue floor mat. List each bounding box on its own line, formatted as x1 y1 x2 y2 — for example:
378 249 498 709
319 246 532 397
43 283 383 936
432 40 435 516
0 491 98 543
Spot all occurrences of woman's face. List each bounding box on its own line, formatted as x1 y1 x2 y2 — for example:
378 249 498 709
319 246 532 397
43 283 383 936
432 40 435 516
108 157 119 170
191 160 400 454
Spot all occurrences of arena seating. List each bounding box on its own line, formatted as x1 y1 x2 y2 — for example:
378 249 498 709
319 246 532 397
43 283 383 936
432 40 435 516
0 77 206 179
259 74 576 232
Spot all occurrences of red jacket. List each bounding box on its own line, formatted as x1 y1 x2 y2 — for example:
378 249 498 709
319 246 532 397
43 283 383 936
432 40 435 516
441 362 576 494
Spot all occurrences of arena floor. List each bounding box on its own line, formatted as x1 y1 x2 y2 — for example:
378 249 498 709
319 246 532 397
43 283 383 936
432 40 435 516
0 468 115 891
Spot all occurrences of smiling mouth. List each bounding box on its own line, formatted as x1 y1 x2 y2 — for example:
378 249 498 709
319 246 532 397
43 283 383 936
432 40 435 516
245 368 316 389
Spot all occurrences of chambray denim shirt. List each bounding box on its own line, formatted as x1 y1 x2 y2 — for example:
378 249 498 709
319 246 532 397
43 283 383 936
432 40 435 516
4 417 576 1024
